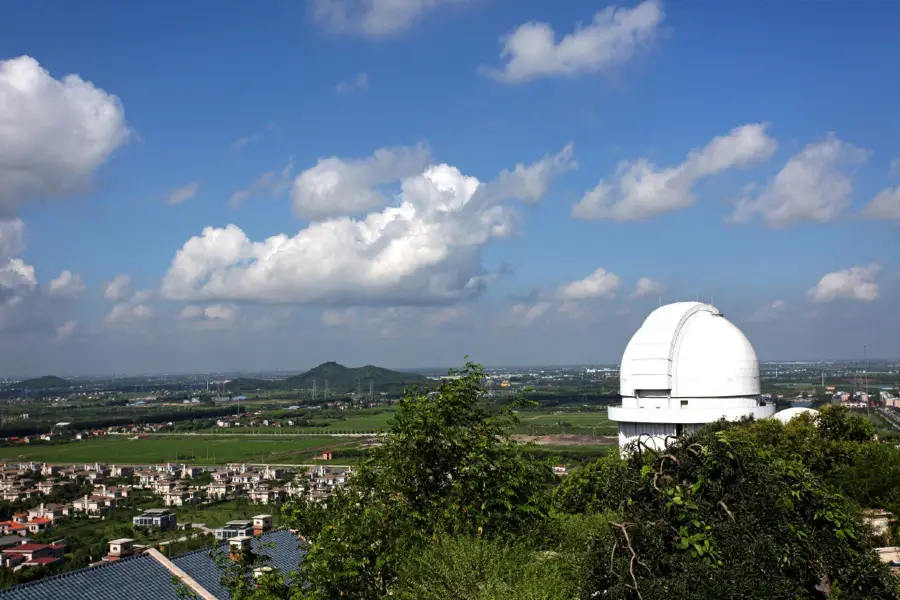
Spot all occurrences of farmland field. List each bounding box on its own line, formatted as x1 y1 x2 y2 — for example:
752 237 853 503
0 435 361 465
513 410 616 435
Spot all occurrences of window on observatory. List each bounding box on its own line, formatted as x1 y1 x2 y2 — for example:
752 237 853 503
680 400 688 408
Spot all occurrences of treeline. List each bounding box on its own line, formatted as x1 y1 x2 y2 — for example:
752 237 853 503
0 406 235 438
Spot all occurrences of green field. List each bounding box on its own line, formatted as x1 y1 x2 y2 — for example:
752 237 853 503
514 410 616 435
0 435 361 464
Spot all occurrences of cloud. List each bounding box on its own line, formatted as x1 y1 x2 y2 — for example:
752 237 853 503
161 144 575 306
102 274 133 302
730 133 870 227
0 219 26 261
231 123 279 151
229 158 294 208
509 301 553 326
180 304 238 324
481 0 664 84
166 181 200 205
55 320 76 342
291 144 432 219
573 123 776 221
0 258 36 307
105 302 152 324
860 187 900 224
746 299 787 323
311 0 464 38
47 270 85 297
336 72 369 93
558 268 621 301
0 56 130 219
808 264 880 303
0 219 36 308
632 276 665 298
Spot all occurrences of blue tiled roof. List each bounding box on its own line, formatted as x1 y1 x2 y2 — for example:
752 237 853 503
0 529 305 600
0 553 184 600
172 529 304 600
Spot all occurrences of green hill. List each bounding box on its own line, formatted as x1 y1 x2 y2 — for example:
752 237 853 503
15 376 71 390
226 362 429 395
281 362 430 395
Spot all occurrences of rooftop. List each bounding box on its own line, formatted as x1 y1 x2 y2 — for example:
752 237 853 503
0 529 303 600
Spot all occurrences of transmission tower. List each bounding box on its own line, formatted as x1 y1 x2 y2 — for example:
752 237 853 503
325 379 330 400
368 381 374 403
356 378 362 400
312 380 317 401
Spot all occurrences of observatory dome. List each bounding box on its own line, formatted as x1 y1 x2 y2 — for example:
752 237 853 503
609 302 775 451
772 407 819 424
619 302 760 399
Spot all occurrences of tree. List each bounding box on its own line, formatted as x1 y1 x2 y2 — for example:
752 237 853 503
282 362 554 599
571 429 898 599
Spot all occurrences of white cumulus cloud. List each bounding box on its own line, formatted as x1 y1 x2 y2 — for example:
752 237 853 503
292 144 431 219
103 274 133 302
48 270 85 297
161 144 575 306
482 0 664 84
166 181 200 205
105 302 153 324
0 56 130 219
311 0 464 38
573 123 777 221
808 264 880 303
558 268 621 301
632 276 665 298
730 133 870 228
860 187 900 224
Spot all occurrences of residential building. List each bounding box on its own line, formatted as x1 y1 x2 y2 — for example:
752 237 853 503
214 520 254 540
132 508 176 531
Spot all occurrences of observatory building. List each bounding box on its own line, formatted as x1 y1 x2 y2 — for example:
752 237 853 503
609 302 775 451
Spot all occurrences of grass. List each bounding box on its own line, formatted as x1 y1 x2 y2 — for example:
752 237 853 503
513 410 616 435
0 435 362 464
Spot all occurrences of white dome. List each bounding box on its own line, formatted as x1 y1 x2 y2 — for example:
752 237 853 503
619 302 759 399
772 407 819 424
610 302 774 452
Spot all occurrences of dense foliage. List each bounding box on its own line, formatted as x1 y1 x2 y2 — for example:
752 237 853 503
223 364 900 599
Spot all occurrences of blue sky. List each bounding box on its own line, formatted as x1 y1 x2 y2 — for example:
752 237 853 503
0 0 898 375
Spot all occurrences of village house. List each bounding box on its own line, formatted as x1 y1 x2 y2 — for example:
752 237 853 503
27 503 65 521
1 541 65 570
162 488 200 507
132 508 177 531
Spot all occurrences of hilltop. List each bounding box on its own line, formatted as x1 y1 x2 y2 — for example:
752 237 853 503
226 362 429 395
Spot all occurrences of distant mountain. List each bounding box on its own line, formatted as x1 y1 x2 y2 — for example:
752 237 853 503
225 362 429 395
282 362 429 394
15 376 71 390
